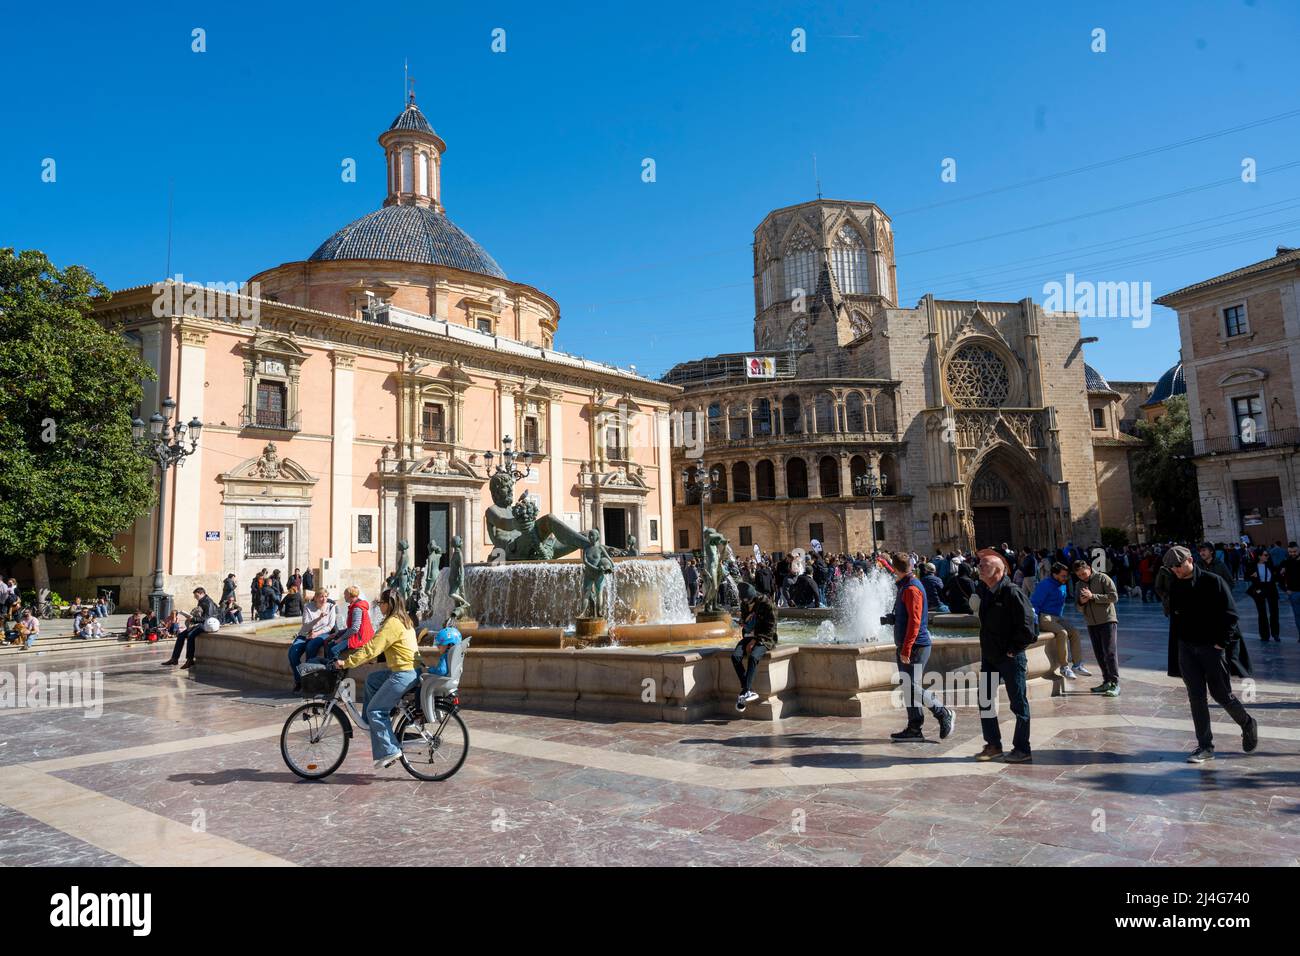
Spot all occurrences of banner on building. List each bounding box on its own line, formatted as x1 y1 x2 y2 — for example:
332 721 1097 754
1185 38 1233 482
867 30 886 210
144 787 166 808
746 356 775 379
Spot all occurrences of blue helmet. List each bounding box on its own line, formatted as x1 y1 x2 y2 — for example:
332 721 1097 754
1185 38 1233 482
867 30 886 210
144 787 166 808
436 625 462 644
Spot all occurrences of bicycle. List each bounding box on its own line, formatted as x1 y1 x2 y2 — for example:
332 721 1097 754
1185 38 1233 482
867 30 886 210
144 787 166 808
280 664 469 782
98 589 117 616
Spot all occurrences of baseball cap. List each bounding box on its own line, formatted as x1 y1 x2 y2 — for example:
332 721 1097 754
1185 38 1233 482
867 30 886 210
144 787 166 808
1162 545 1193 568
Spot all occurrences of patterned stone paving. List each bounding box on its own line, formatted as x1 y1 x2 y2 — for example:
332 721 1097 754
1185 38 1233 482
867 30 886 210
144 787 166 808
1 590 1298 866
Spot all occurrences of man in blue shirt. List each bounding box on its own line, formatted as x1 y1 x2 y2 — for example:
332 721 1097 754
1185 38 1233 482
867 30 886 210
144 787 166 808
1030 562 1092 681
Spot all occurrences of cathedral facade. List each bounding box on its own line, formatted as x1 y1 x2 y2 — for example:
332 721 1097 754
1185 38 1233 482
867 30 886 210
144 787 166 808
666 199 1135 555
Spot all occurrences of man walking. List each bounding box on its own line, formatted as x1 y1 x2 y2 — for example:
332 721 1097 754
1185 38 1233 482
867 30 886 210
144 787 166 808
1197 543 1232 589
1280 542 1300 641
973 549 1038 764
886 552 954 741
1165 546 1259 764
1073 559 1120 696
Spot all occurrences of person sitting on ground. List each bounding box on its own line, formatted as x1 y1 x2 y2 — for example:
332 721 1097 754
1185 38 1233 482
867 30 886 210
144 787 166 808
919 562 950 613
329 588 420 771
125 610 145 641
160 587 220 670
74 609 103 640
93 596 110 618
732 582 778 712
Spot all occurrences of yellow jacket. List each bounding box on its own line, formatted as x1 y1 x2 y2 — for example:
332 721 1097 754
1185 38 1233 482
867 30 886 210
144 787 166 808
337 616 418 672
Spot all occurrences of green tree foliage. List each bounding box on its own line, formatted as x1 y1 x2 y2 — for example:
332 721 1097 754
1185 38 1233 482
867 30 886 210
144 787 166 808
0 249 156 565
1132 395 1203 542
1099 526 1129 549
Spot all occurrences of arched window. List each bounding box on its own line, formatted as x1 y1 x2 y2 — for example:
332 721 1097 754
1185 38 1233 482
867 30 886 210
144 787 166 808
878 453 900 493
832 225 869 294
707 402 723 442
850 454 869 495
683 473 700 506
752 398 772 436
781 394 802 434
814 392 836 433
874 392 896 432
728 402 750 440
712 464 727 502
787 315 809 351
755 460 776 500
782 230 817 301
845 392 865 432
819 456 840 498
732 462 752 502
849 309 872 339
786 457 808 499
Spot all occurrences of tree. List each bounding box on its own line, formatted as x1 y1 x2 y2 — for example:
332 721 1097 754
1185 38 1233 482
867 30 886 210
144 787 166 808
1132 395 1202 542
0 249 156 587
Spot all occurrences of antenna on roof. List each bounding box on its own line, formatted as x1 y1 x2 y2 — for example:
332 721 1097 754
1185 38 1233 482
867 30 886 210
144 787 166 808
403 58 408 106
813 154 822 200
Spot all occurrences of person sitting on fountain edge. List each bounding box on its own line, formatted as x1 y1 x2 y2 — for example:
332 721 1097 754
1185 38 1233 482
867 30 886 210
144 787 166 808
884 552 955 741
733 583 777 712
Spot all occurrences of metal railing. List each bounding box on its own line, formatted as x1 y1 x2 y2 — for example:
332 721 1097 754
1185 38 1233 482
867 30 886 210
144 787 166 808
1191 427 1300 457
239 406 302 432
703 430 900 449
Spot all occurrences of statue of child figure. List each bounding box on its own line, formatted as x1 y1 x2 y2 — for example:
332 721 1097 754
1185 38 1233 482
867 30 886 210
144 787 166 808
447 535 472 623
578 529 616 619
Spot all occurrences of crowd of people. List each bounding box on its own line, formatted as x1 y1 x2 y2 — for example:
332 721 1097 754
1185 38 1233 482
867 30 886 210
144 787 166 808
722 536 1291 764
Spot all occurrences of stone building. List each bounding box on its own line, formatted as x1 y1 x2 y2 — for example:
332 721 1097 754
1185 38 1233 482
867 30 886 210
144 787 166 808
69 96 679 608
666 198 1146 554
1156 245 1300 547
1087 365 1156 543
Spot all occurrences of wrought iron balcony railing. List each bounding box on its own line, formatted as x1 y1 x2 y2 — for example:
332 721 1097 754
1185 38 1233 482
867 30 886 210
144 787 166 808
1191 427 1300 457
239 406 302 432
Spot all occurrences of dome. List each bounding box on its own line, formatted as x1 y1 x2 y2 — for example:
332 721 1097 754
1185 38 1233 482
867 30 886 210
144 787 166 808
388 102 435 135
1144 360 1185 407
308 204 506 279
1084 363 1112 392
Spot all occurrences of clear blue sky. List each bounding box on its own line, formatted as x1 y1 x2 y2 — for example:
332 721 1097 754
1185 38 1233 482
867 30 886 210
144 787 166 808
3 0 1298 382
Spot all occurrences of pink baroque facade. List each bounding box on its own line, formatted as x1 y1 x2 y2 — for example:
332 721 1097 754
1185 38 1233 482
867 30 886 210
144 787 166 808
82 97 678 607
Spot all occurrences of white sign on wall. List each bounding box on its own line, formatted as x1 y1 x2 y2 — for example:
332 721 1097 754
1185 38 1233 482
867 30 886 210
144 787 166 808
745 356 776 379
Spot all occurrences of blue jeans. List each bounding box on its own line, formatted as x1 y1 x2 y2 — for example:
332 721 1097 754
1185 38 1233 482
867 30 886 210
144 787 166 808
978 652 1031 753
1288 591 1300 638
895 642 945 728
288 636 320 684
364 668 420 760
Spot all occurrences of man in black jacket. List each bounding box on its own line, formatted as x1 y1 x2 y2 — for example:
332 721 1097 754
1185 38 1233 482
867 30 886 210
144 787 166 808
732 583 778 712
1165 546 1259 763
973 548 1038 763
161 587 220 670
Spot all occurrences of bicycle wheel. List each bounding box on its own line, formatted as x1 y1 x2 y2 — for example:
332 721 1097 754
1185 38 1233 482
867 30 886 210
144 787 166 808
394 706 469 781
280 702 349 779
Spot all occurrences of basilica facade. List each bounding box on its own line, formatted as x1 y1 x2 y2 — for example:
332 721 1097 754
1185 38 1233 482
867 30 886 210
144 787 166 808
73 96 678 608
667 199 1151 555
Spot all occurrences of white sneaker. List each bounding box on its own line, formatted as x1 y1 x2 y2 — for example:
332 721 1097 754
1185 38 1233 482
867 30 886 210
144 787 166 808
741 691 760 704
1072 663 1092 677
1061 664 1076 679
373 753 400 770
735 694 747 713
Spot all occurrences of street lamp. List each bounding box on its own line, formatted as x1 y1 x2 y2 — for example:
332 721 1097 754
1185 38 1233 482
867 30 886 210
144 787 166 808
132 396 202 618
482 434 533 481
853 464 888 555
681 463 721 553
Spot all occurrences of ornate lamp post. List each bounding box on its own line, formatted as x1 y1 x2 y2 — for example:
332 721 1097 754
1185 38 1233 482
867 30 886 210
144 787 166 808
132 397 202 619
853 464 888 555
482 435 533 481
681 463 721 552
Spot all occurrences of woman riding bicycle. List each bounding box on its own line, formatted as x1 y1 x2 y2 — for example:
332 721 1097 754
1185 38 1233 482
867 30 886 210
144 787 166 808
330 587 419 770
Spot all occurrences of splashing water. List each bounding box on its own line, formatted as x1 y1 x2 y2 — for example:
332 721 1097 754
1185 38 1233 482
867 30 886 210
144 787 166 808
827 568 898 643
428 559 693 628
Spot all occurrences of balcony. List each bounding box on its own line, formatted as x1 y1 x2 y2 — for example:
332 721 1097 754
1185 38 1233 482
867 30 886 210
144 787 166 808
1191 427 1300 457
240 406 301 432
703 430 899 450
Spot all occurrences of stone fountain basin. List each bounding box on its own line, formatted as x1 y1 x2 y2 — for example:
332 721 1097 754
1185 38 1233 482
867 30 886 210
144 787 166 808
197 619 1063 723
460 618 737 649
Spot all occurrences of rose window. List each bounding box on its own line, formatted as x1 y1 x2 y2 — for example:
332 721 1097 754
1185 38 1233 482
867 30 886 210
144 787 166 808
945 344 1010 407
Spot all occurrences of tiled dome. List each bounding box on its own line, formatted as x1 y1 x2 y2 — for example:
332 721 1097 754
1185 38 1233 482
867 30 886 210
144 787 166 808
388 102 435 135
308 204 506 279
1144 360 1185 407
1084 363 1111 392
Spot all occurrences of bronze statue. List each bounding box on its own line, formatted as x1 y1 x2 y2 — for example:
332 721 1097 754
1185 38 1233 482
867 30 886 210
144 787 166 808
387 539 415 604
447 534 471 623
577 528 615 619
700 526 729 614
484 471 589 561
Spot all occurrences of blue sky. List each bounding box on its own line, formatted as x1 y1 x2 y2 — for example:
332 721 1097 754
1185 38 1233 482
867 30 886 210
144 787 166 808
3 0 1298 382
